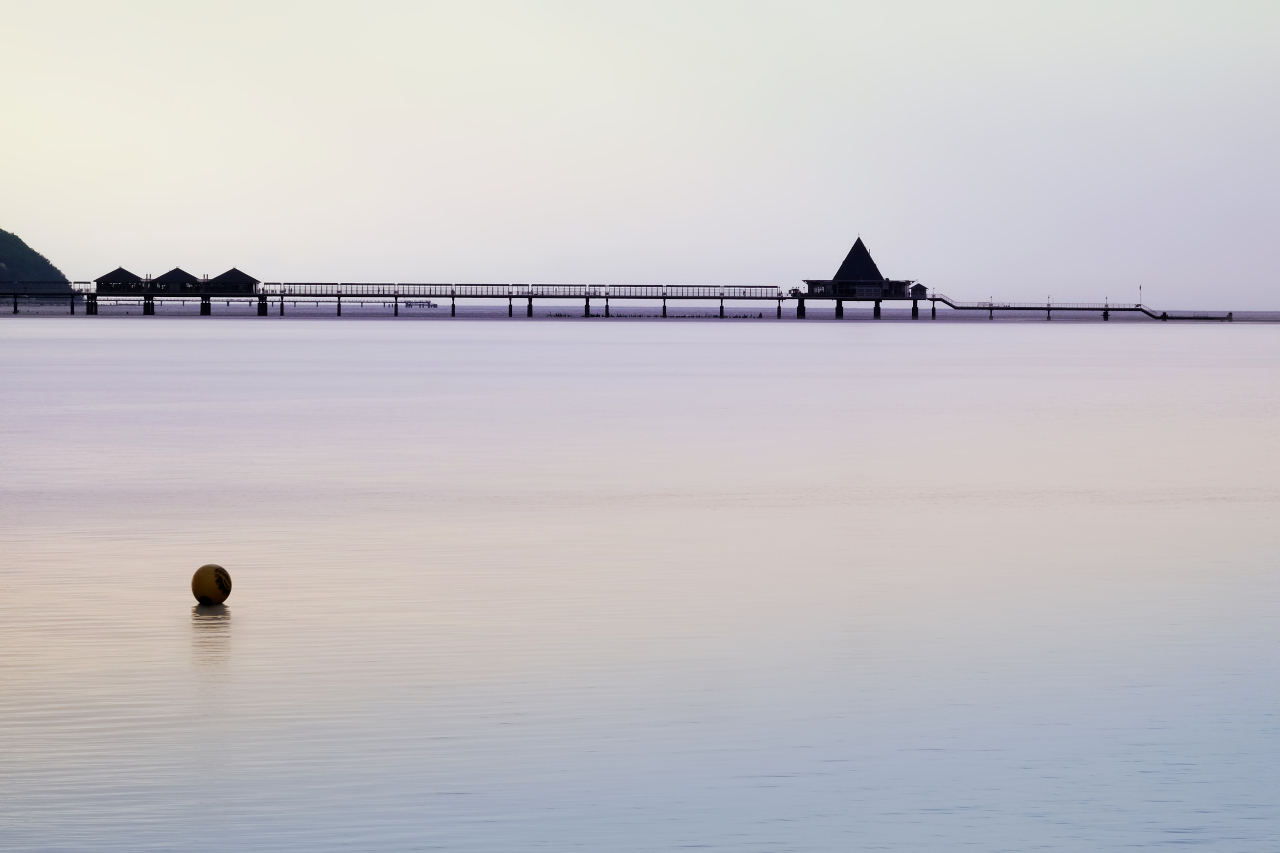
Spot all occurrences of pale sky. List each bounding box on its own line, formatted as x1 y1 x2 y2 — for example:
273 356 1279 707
3 1 1277 308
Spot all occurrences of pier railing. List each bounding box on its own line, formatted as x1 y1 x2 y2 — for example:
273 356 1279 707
254 283 784 299
928 293 1232 321
929 293 1143 310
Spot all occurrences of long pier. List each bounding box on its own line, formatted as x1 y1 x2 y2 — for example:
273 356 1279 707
1 282 1235 321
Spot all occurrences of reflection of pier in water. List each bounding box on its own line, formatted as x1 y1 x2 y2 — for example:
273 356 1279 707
191 605 231 667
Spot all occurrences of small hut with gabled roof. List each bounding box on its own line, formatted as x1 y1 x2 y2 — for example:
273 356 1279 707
96 266 142 284
93 267 144 294
207 268 259 294
150 268 201 293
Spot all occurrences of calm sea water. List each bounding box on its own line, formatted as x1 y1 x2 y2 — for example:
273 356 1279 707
2 319 1277 851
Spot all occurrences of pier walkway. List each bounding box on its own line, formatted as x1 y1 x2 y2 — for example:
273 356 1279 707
1 282 1236 322
927 293 1233 322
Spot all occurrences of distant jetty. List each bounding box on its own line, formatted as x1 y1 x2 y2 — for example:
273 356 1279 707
2 238 1235 322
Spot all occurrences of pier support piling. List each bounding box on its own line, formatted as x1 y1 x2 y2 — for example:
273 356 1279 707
719 298 724 318
337 295 342 316
88 294 98 315
200 296 211 316
527 297 533 317
1103 309 1110 321
508 297 512 317
797 297 805 319
280 295 285 316
1047 309 1051 320
451 296 455 317
258 295 268 316
662 298 666 318
606 298 611 318
911 299 918 319
69 294 75 315
143 295 154 315
931 300 936 319
12 294 17 314
777 299 781 319
584 297 590 317
873 300 881 319
835 299 843 319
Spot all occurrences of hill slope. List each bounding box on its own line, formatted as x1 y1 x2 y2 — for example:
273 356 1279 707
0 228 69 285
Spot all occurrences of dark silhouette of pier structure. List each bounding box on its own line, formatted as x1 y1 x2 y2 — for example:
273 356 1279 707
803 236 929 319
2 240 1234 321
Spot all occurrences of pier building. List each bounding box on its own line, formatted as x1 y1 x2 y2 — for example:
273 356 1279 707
207 268 260 293
801 237 927 318
90 266 260 314
94 267 258 295
151 268 201 292
93 267 144 293
803 237 920 299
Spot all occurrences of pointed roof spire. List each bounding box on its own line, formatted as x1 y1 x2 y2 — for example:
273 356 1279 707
832 236 884 281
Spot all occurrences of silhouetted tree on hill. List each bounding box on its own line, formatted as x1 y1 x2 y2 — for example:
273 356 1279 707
0 228 68 283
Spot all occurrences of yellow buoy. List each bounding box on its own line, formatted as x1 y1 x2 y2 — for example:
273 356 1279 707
192 564 232 605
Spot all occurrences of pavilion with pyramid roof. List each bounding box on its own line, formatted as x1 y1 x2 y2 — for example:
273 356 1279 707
803 236 926 317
